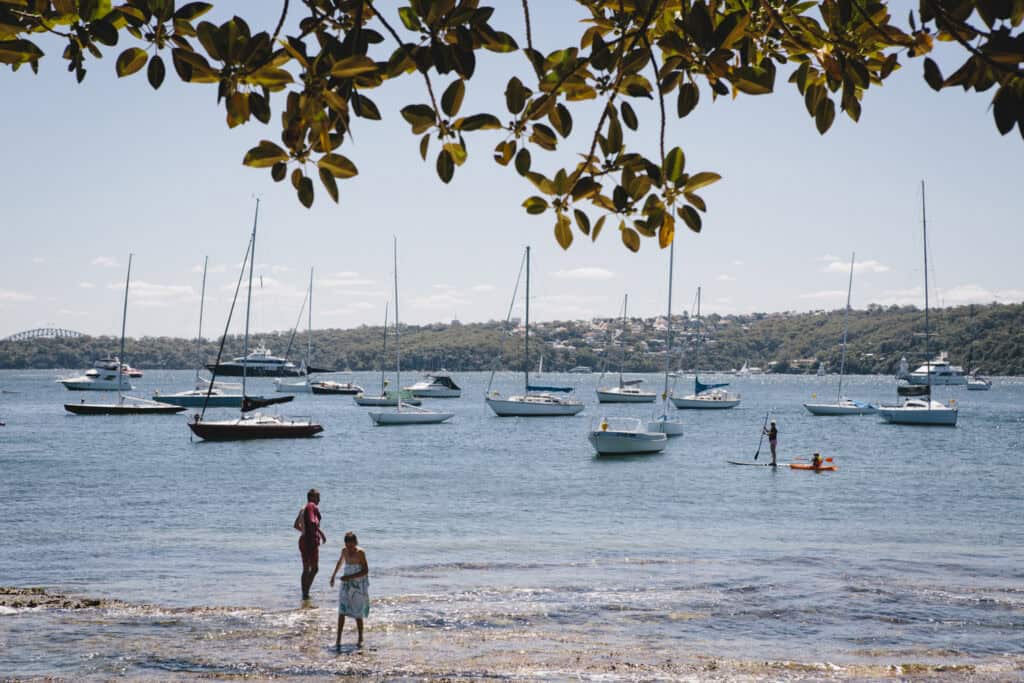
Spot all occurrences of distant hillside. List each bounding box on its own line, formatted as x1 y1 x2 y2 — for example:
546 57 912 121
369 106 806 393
2 303 1021 375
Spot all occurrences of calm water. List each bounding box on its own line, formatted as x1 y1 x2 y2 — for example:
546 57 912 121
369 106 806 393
1 369 1022 680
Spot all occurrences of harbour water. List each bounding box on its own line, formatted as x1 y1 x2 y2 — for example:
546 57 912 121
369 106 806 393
1 369 1022 680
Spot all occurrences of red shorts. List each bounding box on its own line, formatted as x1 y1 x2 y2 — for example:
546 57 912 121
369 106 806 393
299 536 319 567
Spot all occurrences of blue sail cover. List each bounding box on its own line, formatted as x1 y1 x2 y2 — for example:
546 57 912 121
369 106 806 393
527 383 573 393
695 376 729 394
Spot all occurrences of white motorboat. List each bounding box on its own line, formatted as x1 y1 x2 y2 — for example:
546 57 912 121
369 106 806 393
311 379 364 395
878 398 958 425
804 253 877 416
803 397 877 416
404 373 461 398
367 238 454 426
274 376 313 393
646 414 685 435
59 358 133 391
966 373 992 391
876 181 957 427
353 391 421 407
670 287 740 410
485 246 584 417
905 352 966 385
596 294 656 404
588 417 667 455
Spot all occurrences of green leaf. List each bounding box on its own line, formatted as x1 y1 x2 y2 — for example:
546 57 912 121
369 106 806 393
549 103 573 137
247 67 293 88
398 7 422 31
523 196 548 215
271 161 287 182
684 172 722 192
226 91 249 127
573 209 591 235
659 214 676 248
116 47 147 76
676 82 699 118
554 213 573 249
401 104 436 133
297 175 314 208
592 215 606 242
620 224 641 252
441 79 465 117
443 142 467 166
319 167 339 203
243 140 288 168
663 147 686 185
147 54 165 89
90 19 118 46
621 101 638 131
494 140 515 165
815 97 836 134
330 55 378 78
514 148 531 175
0 39 45 65
923 58 943 91
454 113 502 131
678 205 702 233
436 149 455 183
352 93 381 120
175 2 213 20
505 76 527 114
419 134 430 161
317 153 359 178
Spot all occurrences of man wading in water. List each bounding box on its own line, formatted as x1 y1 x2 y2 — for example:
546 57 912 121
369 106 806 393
294 489 327 600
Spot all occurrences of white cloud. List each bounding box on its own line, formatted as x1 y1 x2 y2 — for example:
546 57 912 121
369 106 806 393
432 283 454 290
716 274 736 282
409 292 471 309
800 289 847 300
732 260 744 266
821 256 890 274
0 289 34 302
552 267 616 281
91 256 119 268
191 263 228 274
818 253 841 262
107 281 197 308
471 284 495 292
57 308 89 317
320 302 376 316
319 272 376 288
32 257 45 264
938 284 1024 306
78 282 95 289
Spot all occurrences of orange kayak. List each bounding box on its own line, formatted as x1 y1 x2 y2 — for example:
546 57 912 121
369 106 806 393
790 463 837 471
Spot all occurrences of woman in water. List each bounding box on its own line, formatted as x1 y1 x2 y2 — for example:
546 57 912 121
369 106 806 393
329 531 369 649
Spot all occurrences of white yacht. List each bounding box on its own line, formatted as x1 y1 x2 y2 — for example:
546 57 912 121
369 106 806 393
404 373 462 398
588 417 667 455
596 380 656 403
905 352 966 385
206 344 303 377
966 372 992 391
878 398 958 426
58 358 133 391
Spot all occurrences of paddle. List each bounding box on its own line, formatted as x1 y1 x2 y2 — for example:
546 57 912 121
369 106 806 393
753 411 770 460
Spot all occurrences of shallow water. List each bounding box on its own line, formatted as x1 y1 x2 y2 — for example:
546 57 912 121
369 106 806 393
1 369 1022 679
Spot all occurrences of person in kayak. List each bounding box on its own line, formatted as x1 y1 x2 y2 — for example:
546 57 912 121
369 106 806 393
811 453 823 468
764 420 779 466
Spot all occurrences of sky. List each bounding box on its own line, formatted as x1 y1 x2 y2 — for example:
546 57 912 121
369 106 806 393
1 1 1021 340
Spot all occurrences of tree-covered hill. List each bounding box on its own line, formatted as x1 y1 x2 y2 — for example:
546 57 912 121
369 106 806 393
2 303 1021 375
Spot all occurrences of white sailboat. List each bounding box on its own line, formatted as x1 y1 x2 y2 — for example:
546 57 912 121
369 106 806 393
596 294 656 403
670 287 741 409
354 302 421 407
804 253 877 416
275 268 315 393
485 246 584 417
647 241 683 436
368 238 453 426
878 182 958 427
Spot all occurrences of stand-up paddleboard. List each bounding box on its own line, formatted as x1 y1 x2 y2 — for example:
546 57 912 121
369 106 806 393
727 460 780 467
789 463 837 471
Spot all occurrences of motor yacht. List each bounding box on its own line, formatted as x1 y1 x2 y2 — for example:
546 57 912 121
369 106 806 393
404 373 461 398
588 417 667 455
206 344 304 377
58 358 133 391
905 352 966 385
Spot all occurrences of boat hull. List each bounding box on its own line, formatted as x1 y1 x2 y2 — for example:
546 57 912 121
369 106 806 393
368 411 454 425
274 380 312 393
803 402 877 416
188 419 324 440
595 389 656 403
205 363 305 377
646 416 684 436
878 406 958 426
485 396 584 417
670 394 740 409
588 430 667 455
65 402 185 415
311 383 362 395
353 395 422 407
905 374 966 386
151 392 243 408
407 388 461 398
59 378 132 391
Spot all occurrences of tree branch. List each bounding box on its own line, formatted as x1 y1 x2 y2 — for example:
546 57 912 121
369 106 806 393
922 0 1022 81
270 0 289 45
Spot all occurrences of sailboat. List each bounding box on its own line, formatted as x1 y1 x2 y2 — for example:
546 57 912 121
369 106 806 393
153 257 282 409
188 200 323 440
804 253 877 415
878 182 958 426
485 246 584 417
65 255 185 415
353 302 420 406
647 241 684 435
670 287 741 409
275 268 316 393
367 238 453 425
596 294 656 403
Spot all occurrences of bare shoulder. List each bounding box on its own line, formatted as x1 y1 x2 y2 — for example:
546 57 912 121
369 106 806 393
357 547 367 561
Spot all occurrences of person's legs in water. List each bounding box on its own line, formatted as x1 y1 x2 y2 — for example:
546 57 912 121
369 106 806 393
299 537 319 599
355 618 364 646
336 615 346 649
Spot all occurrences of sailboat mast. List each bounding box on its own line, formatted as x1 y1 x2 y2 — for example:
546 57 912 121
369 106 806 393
307 267 313 373
117 253 133 405
619 294 627 386
380 301 389 395
921 180 932 405
837 252 854 401
393 237 401 410
662 242 675 401
524 245 530 393
196 256 208 383
242 198 259 402
695 286 702 391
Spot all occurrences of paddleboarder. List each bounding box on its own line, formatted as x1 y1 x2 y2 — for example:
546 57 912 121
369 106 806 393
763 420 779 467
